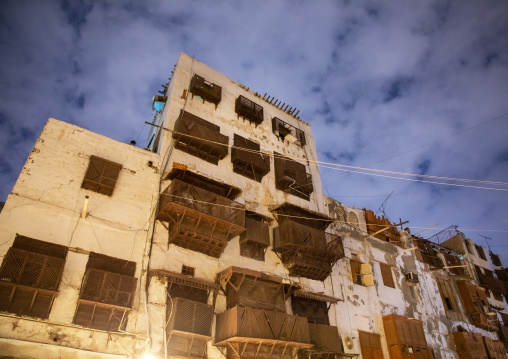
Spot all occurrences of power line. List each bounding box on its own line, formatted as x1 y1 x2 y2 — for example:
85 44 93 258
170 130 508 191
374 111 508 164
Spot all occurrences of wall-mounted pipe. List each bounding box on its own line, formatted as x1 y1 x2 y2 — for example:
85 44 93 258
82 195 89 219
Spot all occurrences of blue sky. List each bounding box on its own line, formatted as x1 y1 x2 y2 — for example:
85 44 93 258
1 0 508 261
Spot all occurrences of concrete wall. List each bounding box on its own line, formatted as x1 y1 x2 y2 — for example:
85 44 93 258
0 118 159 358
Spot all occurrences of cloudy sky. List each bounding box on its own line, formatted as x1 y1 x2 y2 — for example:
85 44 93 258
1 1 507 261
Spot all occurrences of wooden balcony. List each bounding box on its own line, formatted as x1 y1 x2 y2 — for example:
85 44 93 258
235 95 263 125
453 332 487 359
274 154 313 200
232 135 270 182
273 219 344 280
157 179 246 258
471 312 498 332
190 74 222 106
307 323 343 355
215 306 311 348
173 110 229 164
165 297 214 358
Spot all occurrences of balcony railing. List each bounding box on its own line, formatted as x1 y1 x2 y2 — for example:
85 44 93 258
273 220 344 281
235 95 264 125
80 269 137 308
215 306 311 346
158 179 246 257
307 323 343 354
0 248 65 291
173 110 229 165
190 74 222 106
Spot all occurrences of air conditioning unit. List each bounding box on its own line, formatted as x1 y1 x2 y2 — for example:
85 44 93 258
405 272 419 283
342 336 354 351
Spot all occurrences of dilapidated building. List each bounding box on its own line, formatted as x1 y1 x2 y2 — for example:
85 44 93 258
0 53 507 359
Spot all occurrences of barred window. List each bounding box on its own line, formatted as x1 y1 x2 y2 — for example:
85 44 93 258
0 235 67 319
81 155 122 196
475 244 487 260
73 253 137 332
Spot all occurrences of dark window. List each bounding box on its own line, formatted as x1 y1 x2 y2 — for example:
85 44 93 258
490 251 502 267
232 134 270 182
189 74 222 106
235 95 263 125
291 296 329 325
273 153 313 200
82 155 122 196
240 212 270 261
0 236 67 319
475 244 487 260
493 291 503 301
73 253 137 332
172 110 229 165
272 117 306 147
380 263 395 288
436 278 459 314
181 265 195 277
350 259 362 285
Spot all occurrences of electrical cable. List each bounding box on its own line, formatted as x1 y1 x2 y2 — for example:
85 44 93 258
169 130 508 189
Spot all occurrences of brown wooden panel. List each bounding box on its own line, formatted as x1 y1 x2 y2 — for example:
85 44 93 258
73 301 128 332
291 296 329 325
359 331 384 359
380 263 395 288
167 297 213 337
274 153 313 200
226 274 286 312
232 134 270 182
82 155 122 196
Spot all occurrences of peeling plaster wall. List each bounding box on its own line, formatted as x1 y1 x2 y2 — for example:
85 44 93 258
0 118 158 358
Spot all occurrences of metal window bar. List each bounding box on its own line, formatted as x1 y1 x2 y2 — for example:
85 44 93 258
272 117 306 147
190 74 222 106
235 95 264 125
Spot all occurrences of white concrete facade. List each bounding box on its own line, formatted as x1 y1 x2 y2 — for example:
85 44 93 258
0 53 506 359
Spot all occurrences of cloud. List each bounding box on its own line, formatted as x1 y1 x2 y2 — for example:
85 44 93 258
0 0 507 261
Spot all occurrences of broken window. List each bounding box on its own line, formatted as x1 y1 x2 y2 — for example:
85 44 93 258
172 110 229 165
0 235 67 319
73 253 137 332
235 95 264 125
442 252 465 275
490 251 502 267
380 263 395 288
189 74 222 106
232 134 270 182
436 278 461 321
239 212 270 261
350 259 362 285
81 155 122 196
475 244 487 260
272 117 306 147
274 153 313 200
414 238 443 268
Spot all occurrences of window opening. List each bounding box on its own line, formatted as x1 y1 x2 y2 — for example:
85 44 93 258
81 155 122 196
0 235 67 319
274 153 313 200
235 95 263 125
272 117 306 147
73 253 137 332
189 74 222 107
181 265 195 277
